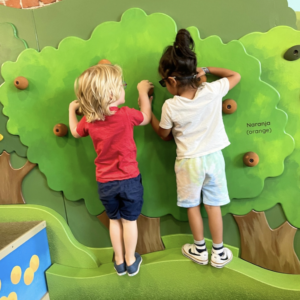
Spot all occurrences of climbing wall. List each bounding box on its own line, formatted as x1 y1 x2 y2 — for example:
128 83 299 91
0 3 300 297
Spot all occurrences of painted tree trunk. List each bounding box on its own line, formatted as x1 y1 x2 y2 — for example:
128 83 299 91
0 151 36 204
234 210 300 274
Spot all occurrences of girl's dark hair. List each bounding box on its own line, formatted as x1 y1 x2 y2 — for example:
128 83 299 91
159 29 199 88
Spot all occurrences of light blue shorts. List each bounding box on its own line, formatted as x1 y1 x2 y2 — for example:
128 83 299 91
175 151 230 208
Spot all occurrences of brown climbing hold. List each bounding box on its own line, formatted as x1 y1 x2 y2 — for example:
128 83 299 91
53 124 68 137
243 152 259 167
222 99 237 114
14 77 29 90
76 108 84 116
148 87 154 97
98 59 111 65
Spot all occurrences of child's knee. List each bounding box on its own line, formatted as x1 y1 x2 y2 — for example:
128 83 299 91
121 218 137 224
204 204 221 212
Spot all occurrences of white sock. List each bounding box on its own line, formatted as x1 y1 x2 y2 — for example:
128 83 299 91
212 242 223 250
194 239 206 252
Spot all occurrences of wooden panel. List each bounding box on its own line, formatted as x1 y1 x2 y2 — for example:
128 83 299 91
234 210 300 274
0 6 38 49
64 198 111 248
0 151 36 204
32 0 296 49
0 221 41 250
97 212 165 255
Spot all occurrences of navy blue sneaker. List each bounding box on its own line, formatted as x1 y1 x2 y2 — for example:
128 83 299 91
127 253 142 276
114 261 126 276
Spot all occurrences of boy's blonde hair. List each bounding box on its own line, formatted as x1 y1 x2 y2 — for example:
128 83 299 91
75 64 123 122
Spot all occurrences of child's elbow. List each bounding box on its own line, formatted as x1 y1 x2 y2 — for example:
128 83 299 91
71 129 81 138
161 135 173 141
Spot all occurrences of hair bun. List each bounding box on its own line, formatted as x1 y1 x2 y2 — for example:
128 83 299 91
174 29 195 58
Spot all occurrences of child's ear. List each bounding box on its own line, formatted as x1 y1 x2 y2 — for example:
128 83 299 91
168 77 177 87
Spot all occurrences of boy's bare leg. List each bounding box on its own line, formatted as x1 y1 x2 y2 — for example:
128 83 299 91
204 205 223 244
121 219 138 266
109 219 125 265
187 205 204 241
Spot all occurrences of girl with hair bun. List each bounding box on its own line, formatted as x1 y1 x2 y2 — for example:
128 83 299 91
151 29 241 268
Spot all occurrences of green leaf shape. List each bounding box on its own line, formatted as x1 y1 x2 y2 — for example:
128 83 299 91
225 26 300 228
0 9 293 220
0 205 99 268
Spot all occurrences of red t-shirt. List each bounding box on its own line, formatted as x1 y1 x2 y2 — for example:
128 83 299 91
76 106 144 183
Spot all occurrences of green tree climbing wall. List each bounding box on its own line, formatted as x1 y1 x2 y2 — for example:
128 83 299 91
0 9 293 221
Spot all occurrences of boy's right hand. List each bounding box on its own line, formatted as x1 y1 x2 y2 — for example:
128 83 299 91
69 100 80 112
137 80 154 95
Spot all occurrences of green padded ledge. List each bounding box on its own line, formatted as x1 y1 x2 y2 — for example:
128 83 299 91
87 234 239 265
0 205 99 268
46 247 300 300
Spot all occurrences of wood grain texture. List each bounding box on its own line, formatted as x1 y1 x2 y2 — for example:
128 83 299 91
234 210 300 274
0 151 36 204
97 212 165 255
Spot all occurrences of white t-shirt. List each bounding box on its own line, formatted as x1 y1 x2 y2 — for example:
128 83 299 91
159 78 230 159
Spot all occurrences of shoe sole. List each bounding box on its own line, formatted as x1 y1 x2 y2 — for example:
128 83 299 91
128 257 143 277
114 268 127 276
211 255 233 268
181 248 208 265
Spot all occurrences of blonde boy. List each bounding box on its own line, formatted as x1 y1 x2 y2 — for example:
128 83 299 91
69 64 153 276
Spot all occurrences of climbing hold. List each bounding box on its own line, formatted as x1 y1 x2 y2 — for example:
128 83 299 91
284 45 300 61
76 107 84 116
0 134 3 141
98 59 111 65
243 152 259 167
14 77 28 90
222 99 237 114
53 124 68 137
148 87 154 97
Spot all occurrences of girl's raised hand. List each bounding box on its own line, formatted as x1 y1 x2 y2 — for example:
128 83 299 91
196 67 206 77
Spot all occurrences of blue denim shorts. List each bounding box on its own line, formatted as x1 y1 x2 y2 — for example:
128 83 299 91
97 174 144 221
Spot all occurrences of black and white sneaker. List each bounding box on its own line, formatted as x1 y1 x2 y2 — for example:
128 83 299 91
181 244 208 265
211 247 233 268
